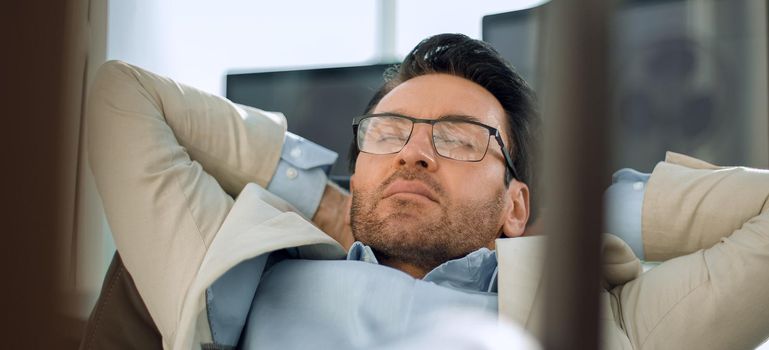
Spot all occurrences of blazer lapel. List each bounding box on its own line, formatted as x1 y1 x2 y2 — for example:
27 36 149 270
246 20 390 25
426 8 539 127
174 183 345 349
496 237 547 331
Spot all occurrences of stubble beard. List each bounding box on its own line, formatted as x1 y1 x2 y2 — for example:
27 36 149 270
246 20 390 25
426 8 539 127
350 170 506 272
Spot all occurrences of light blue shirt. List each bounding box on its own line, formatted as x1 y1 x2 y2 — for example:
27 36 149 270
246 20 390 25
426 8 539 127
604 168 650 259
205 243 499 349
267 132 338 218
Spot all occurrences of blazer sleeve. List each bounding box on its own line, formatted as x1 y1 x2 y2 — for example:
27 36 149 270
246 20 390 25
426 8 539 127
86 60 286 344
616 153 769 349
642 152 769 261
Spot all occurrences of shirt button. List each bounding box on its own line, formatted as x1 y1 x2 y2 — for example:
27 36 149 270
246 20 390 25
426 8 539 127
633 181 644 191
286 167 298 179
290 147 303 159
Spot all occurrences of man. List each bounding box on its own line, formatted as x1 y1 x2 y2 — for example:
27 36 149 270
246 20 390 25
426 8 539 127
82 34 769 349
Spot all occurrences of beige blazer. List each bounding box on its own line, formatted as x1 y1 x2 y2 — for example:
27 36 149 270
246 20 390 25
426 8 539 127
87 61 769 349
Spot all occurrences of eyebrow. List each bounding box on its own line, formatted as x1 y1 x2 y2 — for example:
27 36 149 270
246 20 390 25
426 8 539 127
436 114 484 124
382 109 485 124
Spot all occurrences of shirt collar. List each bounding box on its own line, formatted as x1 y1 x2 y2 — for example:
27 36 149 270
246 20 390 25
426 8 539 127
346 241 498 293
346 241 380 264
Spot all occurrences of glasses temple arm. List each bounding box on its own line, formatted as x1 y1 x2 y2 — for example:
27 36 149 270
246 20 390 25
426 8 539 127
494 134 520 181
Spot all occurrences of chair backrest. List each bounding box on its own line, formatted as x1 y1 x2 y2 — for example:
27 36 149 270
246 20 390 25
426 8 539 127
79 252 162 350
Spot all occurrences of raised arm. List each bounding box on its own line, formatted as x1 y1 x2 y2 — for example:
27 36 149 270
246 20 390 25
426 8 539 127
87 60 286 342
617 153 769 349
642 152 769 261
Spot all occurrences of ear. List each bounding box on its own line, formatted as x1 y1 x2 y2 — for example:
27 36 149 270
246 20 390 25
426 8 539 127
501 181 530 238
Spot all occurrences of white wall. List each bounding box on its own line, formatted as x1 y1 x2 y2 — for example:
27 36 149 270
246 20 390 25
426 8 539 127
395 1 547 56
107 0 546 95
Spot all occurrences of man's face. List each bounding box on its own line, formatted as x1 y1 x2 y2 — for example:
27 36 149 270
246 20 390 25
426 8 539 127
349 74 529 272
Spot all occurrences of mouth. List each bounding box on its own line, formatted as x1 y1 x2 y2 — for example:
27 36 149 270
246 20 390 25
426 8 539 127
382 180 439 203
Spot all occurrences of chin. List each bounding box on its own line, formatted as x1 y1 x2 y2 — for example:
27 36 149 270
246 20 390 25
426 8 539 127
380 214 435 236
380 208 436 224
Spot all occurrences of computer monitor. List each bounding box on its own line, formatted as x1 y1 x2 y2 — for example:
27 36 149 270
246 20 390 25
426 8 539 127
482 3 547 91
482 0 766 170
226 64 393 178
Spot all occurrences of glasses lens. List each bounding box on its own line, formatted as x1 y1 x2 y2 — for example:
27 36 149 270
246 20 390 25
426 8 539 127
433 121 490 161
357 116 413 154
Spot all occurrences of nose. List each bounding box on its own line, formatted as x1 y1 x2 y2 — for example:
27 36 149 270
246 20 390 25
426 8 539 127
395 124 438 171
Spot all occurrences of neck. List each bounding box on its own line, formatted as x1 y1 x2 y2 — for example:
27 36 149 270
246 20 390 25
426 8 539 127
380 258 430 279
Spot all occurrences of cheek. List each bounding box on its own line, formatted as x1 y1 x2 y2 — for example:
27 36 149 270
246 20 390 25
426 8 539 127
442 163 505 200
353 154 390 191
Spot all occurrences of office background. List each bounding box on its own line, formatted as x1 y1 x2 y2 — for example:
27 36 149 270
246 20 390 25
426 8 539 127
40 0 768 347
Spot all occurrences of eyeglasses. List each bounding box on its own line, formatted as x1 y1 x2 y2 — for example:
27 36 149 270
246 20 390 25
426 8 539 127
352 113 519 181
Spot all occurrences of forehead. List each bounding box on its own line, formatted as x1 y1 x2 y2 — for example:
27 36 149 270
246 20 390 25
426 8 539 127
373 74 507 131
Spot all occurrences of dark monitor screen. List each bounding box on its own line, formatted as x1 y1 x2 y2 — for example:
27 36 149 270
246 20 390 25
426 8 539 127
226 64 392 177
482 0 763 171
482 4 546 91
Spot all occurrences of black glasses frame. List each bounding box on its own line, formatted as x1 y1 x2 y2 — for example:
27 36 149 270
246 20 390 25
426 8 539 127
352 112 519 181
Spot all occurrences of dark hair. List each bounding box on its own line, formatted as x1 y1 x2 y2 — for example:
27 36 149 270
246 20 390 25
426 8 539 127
348 33 540 222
